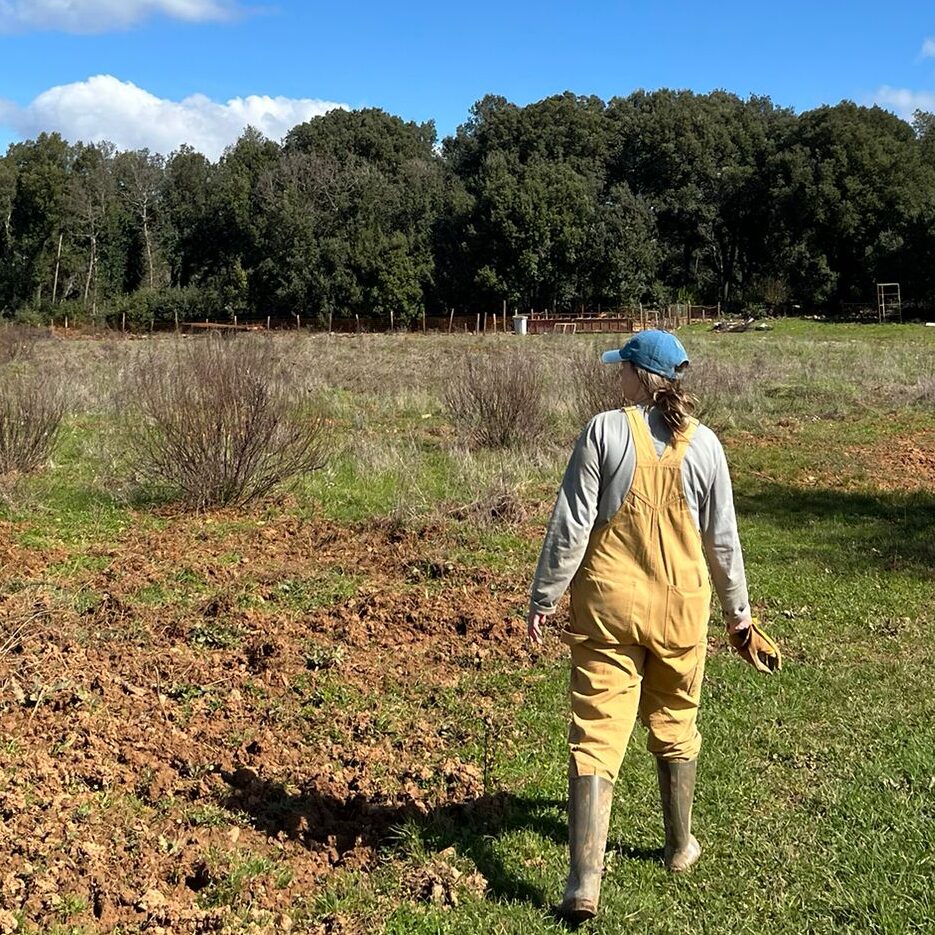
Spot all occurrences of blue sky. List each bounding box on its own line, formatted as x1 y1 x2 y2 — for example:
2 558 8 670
1 0 935 159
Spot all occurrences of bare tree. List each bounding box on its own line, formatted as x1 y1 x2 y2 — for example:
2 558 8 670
116 149 165 289
67 142 116 312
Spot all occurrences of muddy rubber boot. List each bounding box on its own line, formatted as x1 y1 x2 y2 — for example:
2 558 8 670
656 757 701 873
558 770 614 923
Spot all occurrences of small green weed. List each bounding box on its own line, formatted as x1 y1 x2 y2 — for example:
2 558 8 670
195 850 278 910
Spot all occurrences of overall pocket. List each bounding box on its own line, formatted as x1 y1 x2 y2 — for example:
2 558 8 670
570 573 639 644
664 584 712 651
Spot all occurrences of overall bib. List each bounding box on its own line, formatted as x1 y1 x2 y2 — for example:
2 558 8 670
563 407 711 781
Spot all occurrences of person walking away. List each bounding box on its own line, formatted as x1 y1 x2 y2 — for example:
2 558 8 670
527 330 762 923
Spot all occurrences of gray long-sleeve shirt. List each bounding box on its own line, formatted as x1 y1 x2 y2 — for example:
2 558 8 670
530 406 750 627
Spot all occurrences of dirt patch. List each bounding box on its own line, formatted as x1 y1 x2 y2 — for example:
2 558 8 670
0 513 556 932
849 434 935 492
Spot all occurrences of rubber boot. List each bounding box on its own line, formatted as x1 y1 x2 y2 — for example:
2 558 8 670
656 757 701 873
558 767 614 923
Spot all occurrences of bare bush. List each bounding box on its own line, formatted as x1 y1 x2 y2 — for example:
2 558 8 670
0 324 50 365
0 369 65 475
910 363 935 406
123 336 329 508
446 474 529 526
443 352 547 449
569 345 627 423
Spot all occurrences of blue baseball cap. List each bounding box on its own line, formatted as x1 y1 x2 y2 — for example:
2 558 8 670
601 330 689 379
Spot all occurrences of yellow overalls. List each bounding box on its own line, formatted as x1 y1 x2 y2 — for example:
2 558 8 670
562 407 711 782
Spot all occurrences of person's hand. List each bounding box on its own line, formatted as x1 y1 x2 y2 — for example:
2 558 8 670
727 616 782 673
726 614 753 636
527 610 547 645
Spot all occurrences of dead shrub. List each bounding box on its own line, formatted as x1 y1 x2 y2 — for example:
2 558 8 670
0 369 65 475
0 324 50 365
446 476 528 526
443 353 547 449
123 336 329 509
911 368 935 406
569 346 626 423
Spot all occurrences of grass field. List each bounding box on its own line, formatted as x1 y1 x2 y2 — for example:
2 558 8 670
2 320 935 934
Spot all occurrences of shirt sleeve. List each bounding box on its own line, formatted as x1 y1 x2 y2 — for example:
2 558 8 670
529 417 603 616
698 438 751 627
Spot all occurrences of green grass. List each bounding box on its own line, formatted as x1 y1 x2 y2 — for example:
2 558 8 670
4 321 935 933
289 324 935 933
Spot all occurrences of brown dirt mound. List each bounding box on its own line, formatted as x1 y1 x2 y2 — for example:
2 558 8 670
0 513 555 932
855 435 935 491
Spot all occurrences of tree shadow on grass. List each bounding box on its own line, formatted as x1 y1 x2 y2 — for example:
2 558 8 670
736 484 935 575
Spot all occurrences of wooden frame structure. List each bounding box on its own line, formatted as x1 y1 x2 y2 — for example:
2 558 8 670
876 283 902 323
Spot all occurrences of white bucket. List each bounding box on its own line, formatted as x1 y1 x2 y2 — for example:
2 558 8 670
512 315 528 336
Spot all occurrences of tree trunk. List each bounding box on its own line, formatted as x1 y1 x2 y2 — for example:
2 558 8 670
84 235 97 306
142 201 154 289
52 232 63 304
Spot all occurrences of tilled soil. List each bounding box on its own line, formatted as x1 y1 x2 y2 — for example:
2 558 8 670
0 513 556 933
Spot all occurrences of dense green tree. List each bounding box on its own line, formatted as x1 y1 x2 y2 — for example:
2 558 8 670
772 103 927 305
163 145 213 289
0 133 71 310
446 93 655 312
270 109 446 323
607 90 794 306
3 95 935 323
286 107 436 171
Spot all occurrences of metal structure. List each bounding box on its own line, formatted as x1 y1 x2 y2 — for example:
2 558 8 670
876 283 902 323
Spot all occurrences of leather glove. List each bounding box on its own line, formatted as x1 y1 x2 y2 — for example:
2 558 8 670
728 617 781 673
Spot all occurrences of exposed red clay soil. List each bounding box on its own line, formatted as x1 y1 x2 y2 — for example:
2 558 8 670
0 513 558 933
850 434 935 491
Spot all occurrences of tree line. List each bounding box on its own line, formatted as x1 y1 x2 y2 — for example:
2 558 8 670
3 89 935 326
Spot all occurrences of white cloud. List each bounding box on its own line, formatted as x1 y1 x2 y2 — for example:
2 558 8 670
921 38 935 59
0 75 348 159
0 0 240 33
872 85 935 120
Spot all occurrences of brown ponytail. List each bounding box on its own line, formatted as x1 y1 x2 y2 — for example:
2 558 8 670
634 364 696 435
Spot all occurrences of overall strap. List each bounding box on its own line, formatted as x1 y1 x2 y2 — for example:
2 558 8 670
660 417 700 465
625 407 699 466
624 407 658 464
